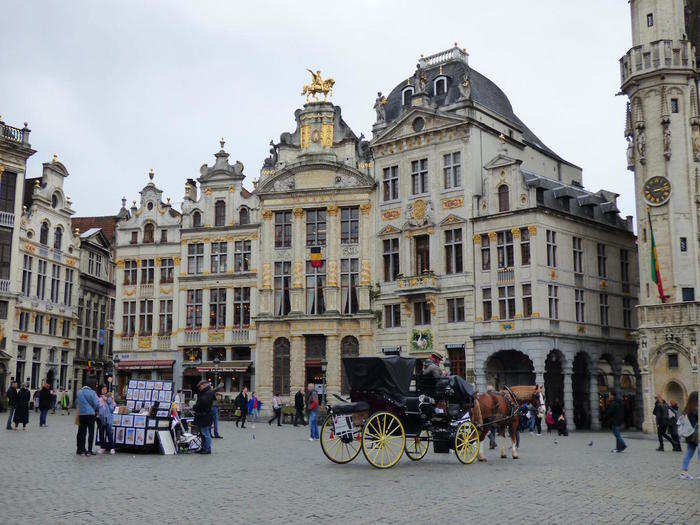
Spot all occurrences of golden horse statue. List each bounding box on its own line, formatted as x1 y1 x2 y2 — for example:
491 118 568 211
302 69 335 101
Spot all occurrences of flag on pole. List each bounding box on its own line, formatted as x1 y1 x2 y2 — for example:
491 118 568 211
647 208 666 303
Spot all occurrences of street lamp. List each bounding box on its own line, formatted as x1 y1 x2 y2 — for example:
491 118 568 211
113 356 121 397
320 359 327 405
213 357 220 387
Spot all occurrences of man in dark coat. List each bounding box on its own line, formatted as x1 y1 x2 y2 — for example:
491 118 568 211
606 391 626 453
38 383 52 427
193 380 214 454
294 388 306 427
653 395 677 451
234 387 248 429
13 383 31 430
6 381 17 430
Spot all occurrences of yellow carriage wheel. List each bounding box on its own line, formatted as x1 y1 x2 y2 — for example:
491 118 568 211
455 421 480 465
320 415 361 464
404 430 430 461
361 412 405 469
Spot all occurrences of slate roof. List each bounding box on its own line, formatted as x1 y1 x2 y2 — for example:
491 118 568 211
383 57 573 166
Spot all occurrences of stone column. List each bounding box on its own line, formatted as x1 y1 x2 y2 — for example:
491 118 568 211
535 369 545 394
256 335 273 401
290 208 305 314
359 203 372 311
475 370 486 394
326 205 339 313
589 371 600 430
563 366 574 430
290 335 305 394
259 209 274 316
325 334 340 396
641 372 655 433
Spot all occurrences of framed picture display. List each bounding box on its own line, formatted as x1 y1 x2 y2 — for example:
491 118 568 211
115 427 125 444
154 381 163 391
121 414 134 427
126 400 135 410
135 428 146 446
137 381 146 389
157 419 170 429
134 415 147 428
157 430 176 455
138 389 145 401
125 428 136 445
134 401 143 410
146 381 155 390
156 410 169 418
147 419 157 428
146 429 156 444
163 381 172 391
112 414 122 427
128 380 137 389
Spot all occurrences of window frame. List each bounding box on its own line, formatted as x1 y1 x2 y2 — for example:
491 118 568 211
340 207 359 245
274 211 292 249
411 158 428 195
444 228 463 275
382 165 399 201
443 152 461 189
383 237 400 282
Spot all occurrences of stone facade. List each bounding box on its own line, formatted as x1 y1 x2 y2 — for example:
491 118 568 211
620 0 700 431
113 172 182 393
0 118 34 396
254 100 376 402
15 157 81 397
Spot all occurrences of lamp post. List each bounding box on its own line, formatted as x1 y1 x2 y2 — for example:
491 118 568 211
112 356 121 398
320 359 327 405
213 357 220 387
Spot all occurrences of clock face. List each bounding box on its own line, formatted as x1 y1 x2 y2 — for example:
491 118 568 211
643 176 671 206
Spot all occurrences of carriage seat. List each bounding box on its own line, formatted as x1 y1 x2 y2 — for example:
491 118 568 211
332 401 370 415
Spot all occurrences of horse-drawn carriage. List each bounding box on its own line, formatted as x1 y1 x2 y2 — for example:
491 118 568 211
320 355 481 468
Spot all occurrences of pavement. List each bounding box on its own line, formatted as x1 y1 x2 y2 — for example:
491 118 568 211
0 412 698 524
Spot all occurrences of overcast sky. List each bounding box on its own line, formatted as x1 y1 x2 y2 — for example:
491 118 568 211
1 1 634 220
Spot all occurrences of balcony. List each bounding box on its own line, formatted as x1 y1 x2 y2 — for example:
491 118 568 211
497 267 514 284
0 279 10 294
0 211 14 228
184 329 201 343
140 283 154 296
157 335 171 349
231 328 250 343
639 301 698 329
120 337 133 350
396 273 439 296
0 121 31 145
620 39 693 85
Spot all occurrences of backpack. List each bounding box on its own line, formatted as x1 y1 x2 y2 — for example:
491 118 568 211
677 414 697 439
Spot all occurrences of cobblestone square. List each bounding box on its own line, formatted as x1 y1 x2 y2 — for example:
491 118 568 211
1 413 698 524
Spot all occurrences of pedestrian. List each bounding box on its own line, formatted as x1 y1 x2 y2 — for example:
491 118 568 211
211 382 224 439
13 382 30 431
527 402 536 433
557 409 569 436
606 391 626 453
248 391 261 422
38 382 51 427
5 380 18 430
535 385 544 436
268 393 282 427
668 400 682 451
60 390 70 415
653 394 676 451
173 389 183 414
97 386 116 454
546 407 555 434
193 380 214 454
32 388 40 413
76 379 101 456
50 389 57 414
306 383 319 441
294 388 306 426
235 387 248 429
679 391 698 480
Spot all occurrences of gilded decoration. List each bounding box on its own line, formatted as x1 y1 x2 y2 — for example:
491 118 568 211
382 208 400 221
528 226 537 236
173 256 181 265
138 337 152 349
24 243 35 253
262 209 273 221
261 264 272 289
360 260 371 286
123 287 136 297
511 228 520 239
208 331 225 343
473 234 481 244
300 125 310 149
321 123 334 148
327 261 338 286
326 205 338 216
291 261 304 288
488 232 497 241
160 286 173 295
360 203 372 215
441 197 464 209
204 187 212 196
116 260 125 269
301 69 335 101
292 207 304 218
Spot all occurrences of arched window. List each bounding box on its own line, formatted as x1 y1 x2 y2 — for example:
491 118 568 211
40 221 49 245
273 337 290 395
239 207 250 225
192 211 202 228
340 335 360 394
53 226 63 250
434 76 447 96
143 223 154 244
498 184 510 212
51 193 59 209
402 87 414 106
214 200 226 227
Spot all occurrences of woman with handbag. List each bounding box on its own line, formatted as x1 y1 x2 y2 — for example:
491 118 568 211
679 391 698 480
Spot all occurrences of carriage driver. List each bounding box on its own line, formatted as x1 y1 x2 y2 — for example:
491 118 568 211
423 351 448 378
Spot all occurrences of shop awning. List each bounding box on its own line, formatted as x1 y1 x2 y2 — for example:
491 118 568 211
116 359 174 371
197 360 251 373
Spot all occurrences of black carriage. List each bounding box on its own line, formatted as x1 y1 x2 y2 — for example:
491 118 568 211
320 355 480 468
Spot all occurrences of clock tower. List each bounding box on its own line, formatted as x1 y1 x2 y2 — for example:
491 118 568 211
620 0 699 431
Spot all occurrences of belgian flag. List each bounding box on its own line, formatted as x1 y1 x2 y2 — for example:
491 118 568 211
647 208 666 303
310 246 322 268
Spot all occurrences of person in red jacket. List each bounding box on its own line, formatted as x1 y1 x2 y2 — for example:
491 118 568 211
306 383 319 441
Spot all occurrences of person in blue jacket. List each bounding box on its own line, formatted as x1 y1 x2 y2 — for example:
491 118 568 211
76 379 101 456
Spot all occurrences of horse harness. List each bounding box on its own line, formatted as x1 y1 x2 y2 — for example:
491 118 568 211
481 387 522 429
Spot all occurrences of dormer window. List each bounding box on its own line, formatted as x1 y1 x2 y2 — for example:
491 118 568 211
239 207 250 225
214 200 226 227
143 223 154 244
192 211 202 228
402 87 414 106
647 13 653 27
498 184 510 212
434 76 447 96
40 221 49 245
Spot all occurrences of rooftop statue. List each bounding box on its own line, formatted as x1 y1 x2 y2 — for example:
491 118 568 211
301 69 335 101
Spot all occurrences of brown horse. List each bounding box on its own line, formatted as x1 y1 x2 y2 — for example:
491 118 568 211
471 385 543 461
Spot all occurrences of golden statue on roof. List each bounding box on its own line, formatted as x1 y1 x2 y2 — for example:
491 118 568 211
302 69 335 101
